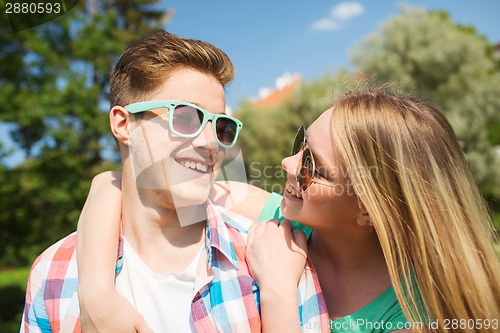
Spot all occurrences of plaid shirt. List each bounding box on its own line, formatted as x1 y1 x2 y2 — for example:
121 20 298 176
297 261 331 332
258 192 330 332
21 201 259 333
21 200 330 333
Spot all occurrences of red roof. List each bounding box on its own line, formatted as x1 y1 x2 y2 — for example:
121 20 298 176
253 75 301 108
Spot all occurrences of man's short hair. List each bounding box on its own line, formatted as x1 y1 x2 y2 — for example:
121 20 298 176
109 30 235 107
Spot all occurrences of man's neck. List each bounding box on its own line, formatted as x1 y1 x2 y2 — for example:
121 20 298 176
120 172 208 274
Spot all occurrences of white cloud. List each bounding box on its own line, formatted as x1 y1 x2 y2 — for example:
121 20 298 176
275 71 296 90
311 18 339 32
331 2 364 20
256 72 300 99
310 1 364 32
258 87 272 99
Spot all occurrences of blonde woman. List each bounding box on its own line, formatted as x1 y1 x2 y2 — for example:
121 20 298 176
77 89 500 332
247 89 500 333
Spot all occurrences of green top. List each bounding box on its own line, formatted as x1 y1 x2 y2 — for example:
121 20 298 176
258 192 419 333
328 286 411 333
257 192 313 238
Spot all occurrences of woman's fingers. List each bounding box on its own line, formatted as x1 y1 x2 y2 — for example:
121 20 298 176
134 313 154 333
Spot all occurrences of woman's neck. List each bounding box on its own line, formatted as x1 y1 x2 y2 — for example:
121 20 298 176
308 227 385 271
308 228 392 319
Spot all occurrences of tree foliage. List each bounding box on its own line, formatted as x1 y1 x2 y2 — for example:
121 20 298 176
1 4 499 266
351 6 500 199
237 6 500 212
235 72 354 193
0 0 167 266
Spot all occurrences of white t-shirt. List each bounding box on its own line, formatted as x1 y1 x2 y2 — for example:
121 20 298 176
115 238 204 332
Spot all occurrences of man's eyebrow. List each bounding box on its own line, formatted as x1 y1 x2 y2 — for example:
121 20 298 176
186 100 202 107
187 100 227 115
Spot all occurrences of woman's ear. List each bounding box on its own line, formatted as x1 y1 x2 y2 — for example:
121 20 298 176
356 198 373 228
356 211 372 228
110 106 132 146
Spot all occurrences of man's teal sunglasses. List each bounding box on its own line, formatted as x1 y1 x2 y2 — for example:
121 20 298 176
124 100 243 148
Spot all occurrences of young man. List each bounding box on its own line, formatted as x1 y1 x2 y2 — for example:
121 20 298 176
20 30 262 333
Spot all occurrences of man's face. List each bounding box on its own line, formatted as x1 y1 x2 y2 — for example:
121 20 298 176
127 68 227 210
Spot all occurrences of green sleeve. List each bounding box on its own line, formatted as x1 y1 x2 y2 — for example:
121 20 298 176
258 192 312 239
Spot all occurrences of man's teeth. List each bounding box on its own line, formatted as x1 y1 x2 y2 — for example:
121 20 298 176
286 182 303 199
183 161 208 173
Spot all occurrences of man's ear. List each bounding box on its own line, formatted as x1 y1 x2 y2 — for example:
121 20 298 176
110 106 132 146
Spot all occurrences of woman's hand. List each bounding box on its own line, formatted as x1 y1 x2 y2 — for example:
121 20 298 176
79 289 153 333
246 219 307 333
246 219 308 290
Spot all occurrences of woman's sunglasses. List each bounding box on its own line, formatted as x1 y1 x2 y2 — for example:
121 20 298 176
124 100 243 148
292 124 337 193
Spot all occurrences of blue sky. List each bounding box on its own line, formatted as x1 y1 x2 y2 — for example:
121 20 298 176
160 0 500 110
1 0 499 167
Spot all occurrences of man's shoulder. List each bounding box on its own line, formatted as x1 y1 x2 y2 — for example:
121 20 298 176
24 233 80 332
211 181 271 222
209 204 254 261
213 204 254 235
31 232 78 276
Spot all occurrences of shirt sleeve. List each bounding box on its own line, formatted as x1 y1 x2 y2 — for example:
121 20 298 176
257 192 312 239
21 258 51 333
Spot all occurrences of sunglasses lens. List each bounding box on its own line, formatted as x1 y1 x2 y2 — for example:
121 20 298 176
216 117 238 146
298 149 314 192
172 105 204 135
172 103 239 147
292 125 305 155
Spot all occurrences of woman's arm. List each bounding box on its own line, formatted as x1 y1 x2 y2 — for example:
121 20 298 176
77 171 121 295
246 219 308 333
76 175 271 332
210 180 271 221
76 171 152 332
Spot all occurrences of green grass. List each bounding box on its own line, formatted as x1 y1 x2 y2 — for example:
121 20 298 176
0 267 30 333
0 320 21 333
0 266 30 289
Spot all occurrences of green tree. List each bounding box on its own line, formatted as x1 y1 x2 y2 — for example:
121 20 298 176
235 72 353 192
0 0 169 266
351 6 500 200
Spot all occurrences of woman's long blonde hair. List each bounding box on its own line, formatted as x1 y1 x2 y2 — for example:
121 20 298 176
330 89 500 332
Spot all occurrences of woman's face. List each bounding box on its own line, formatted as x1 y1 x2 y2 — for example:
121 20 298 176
280 108 360 232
